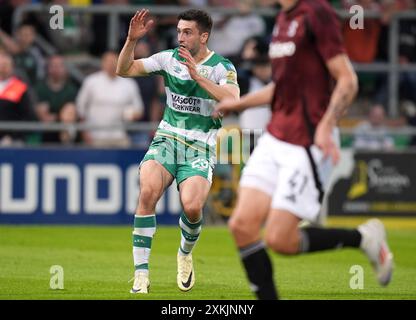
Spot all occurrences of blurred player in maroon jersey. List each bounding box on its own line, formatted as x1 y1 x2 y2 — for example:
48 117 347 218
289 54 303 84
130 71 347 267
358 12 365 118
213 0 393 300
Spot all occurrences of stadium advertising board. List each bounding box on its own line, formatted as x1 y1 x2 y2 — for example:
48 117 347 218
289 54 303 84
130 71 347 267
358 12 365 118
328 151 416 216
0 148 182 224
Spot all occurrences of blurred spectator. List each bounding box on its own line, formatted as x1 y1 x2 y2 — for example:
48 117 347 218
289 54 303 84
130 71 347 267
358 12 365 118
239 56 272 153
130 40 163 147
0 0 31 35
398 0 416 104
76 51 144 147
39 0 91 53
58 99 81 145
209 0 266 62
353 104 395 150
35 55 79 143
0 52 37 145
402 100 416 147
0 24 45 86
235 35 269 87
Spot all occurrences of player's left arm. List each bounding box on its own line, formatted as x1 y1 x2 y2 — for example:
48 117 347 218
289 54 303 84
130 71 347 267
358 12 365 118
178 47 240 101
315 54 358 164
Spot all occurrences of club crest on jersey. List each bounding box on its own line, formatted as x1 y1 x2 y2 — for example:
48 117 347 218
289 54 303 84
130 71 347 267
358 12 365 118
198 67 209 78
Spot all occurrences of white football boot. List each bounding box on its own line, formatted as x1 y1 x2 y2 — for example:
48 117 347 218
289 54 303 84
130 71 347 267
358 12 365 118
177 253 195 291
130 272 150 294
358 219 394 286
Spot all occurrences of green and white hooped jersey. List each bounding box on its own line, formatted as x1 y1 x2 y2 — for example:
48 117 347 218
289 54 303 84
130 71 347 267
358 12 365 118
141 47 238 152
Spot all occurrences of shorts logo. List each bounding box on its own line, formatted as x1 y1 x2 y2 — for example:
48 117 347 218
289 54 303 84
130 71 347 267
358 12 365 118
191 158 209 171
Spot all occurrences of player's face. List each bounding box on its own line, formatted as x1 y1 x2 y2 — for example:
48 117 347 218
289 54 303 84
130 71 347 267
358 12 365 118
177 20 208 56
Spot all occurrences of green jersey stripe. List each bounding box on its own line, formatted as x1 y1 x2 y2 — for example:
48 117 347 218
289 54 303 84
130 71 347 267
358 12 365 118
162 71 213 100
134 215 156 228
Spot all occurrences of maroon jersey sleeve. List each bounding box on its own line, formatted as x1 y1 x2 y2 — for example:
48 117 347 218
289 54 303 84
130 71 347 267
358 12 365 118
307 1 345 62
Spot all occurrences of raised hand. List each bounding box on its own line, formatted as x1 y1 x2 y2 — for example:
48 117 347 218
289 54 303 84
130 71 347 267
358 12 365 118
128 9 154 41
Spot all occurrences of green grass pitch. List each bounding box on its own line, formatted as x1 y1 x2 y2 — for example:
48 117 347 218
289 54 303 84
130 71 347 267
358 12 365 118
0 217 415 300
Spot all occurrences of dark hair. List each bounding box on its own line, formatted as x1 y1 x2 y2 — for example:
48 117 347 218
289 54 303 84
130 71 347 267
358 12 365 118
178 9 213 36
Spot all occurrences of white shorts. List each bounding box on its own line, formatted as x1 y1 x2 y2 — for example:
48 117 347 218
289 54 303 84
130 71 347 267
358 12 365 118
240 132 336 222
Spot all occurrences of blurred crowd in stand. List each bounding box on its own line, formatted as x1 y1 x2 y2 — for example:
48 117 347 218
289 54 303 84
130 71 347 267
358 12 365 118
0 0 415 150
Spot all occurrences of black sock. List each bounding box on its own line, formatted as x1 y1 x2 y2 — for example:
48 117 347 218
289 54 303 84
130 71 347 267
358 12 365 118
239 241 278 300
299 227 362 253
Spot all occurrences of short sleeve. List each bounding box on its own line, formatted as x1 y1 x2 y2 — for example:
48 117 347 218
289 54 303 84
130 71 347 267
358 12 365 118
217 60 239 86
307 2 345 62
140 51 170 75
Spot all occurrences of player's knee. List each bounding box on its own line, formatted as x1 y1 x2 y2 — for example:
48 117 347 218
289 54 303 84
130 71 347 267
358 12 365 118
182 200 203 222
265 233 299 255
138 186 159 209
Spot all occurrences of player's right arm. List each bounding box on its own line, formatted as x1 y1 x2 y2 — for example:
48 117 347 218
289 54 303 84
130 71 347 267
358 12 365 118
212 82 275 118
116 9 154 77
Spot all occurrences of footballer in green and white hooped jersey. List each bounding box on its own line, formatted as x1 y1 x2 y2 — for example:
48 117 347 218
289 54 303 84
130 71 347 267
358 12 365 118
117 9 239 294
140 47 239 184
